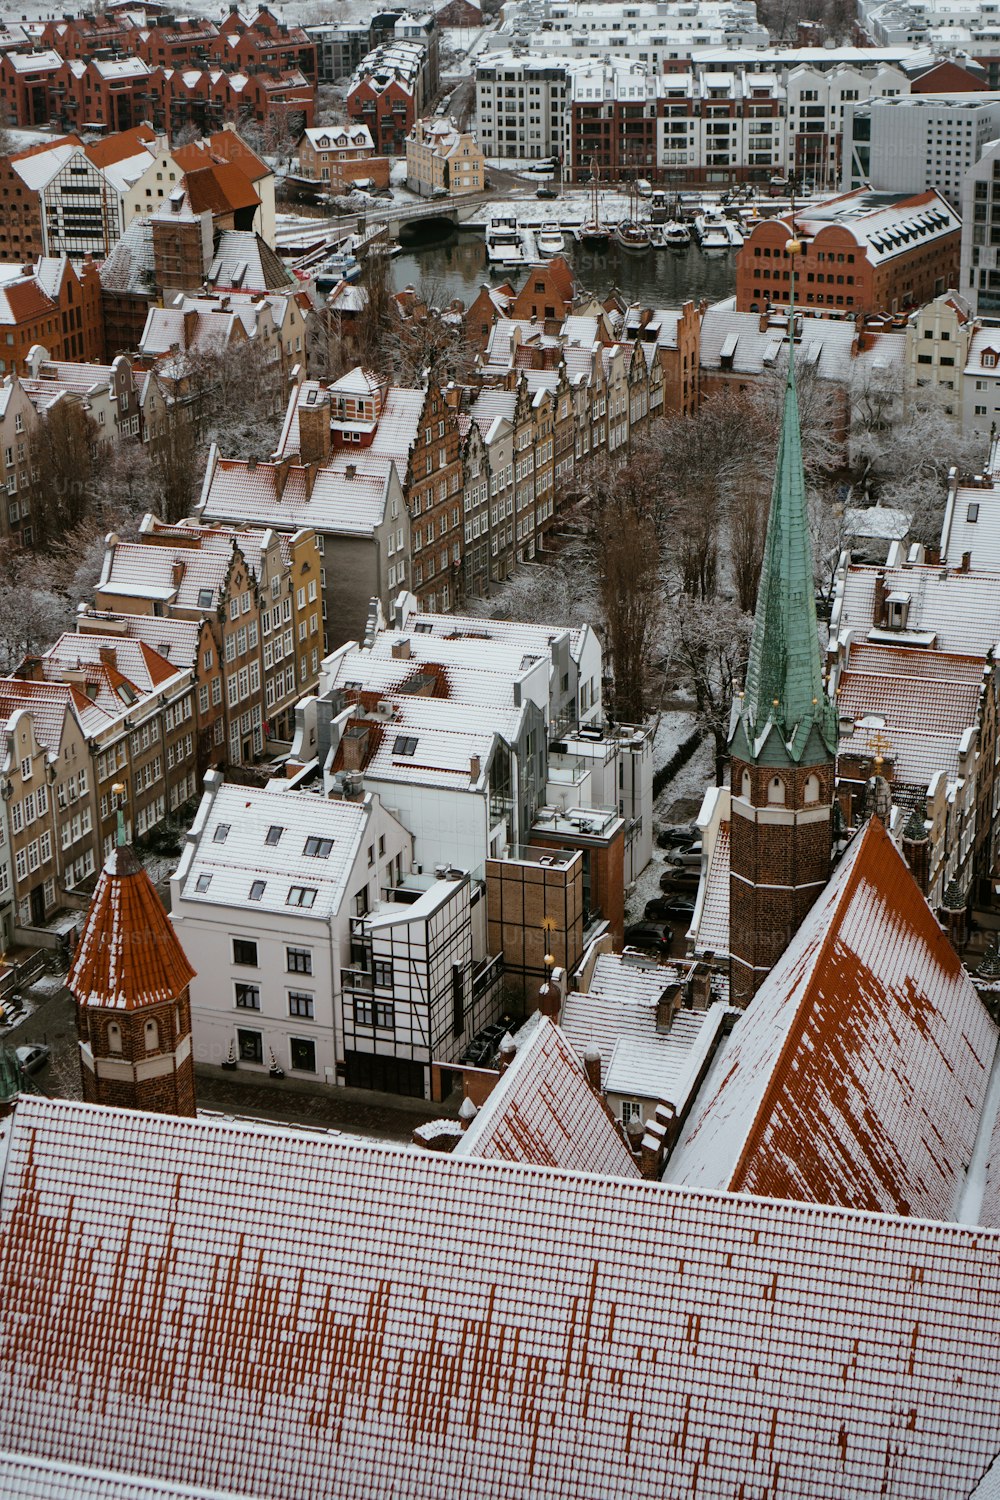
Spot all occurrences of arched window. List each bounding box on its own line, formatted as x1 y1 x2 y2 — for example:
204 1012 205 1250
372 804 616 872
144 1019 159 1052
768 776 785 805
741 770 752 799
804 773 821 805
108 1021 122 1054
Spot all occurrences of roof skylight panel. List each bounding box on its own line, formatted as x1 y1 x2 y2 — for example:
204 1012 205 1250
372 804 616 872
195 873 212 892
213 824 230 843
249 880 266 900
304 836 334 858
265 824 284 845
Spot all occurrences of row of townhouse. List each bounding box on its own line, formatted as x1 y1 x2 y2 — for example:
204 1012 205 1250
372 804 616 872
94 516 324 761
197 303 671 633
31 5 317 82
0 628 199 949
476 52 910 176
168 592 654 1098
346 34 435 155
0 47 314 136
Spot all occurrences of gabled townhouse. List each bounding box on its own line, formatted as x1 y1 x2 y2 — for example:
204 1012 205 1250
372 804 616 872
621 300 699 416
0 376 42 549
199 432 409 652
275 368 464 615
457 414 493 599
75 606 224 775
0 679 96 939
297 122 390 192
21 344 141 443
95 527 289 765
205 5 317 85
466 388 518 583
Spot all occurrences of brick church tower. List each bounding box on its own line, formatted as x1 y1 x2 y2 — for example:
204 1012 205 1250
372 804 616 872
70 822 197 1117
728 238 838 1008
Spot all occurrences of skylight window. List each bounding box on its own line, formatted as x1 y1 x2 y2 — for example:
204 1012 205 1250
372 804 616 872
287 886 317 908
393 735 418 756
213 824 230 843
197 588 214 608
116 683 137 705
968 503 980 523
249 879 266 900
195 873 212 892
265 825 284 845
304 836 334 858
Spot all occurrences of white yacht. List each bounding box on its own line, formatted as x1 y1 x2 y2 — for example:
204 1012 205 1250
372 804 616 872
485 216 527 267
536 222 566 257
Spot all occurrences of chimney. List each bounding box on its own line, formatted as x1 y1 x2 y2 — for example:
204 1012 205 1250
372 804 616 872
183 307 198 348
458 1095 478 1131
469 753 481 782
345 464 357 480
171 559 185 586
298 390 331 467
625 1114 645 1163
759 310 770 333
443 383 462 410
391 636 411 660
873 568 888 628
97 644 117 669
639 1119 666 1180
304 461 318 500
961 550 972 573
274 455 292 499
497 1032 516 1074
340 721 370 771
686 961 712 1011
538 963 564 1021
583 1042 601 1093
655 983 682 1034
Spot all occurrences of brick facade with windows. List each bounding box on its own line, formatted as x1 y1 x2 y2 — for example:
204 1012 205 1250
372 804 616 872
407 382 464 614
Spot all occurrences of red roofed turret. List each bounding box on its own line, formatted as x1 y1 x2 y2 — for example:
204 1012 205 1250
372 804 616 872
70 838 196 1116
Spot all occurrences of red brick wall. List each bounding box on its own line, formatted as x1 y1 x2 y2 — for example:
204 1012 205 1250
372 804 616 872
729 758 834 1007
79 991 196 1117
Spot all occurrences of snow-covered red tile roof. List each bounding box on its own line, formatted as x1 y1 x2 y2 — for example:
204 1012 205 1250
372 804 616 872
668 819 998 1219
835 646 983 787
453 1013 639 1176
4 1093 1000 1498
69 843 196 1011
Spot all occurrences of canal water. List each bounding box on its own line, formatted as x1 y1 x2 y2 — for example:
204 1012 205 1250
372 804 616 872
391 228 736 310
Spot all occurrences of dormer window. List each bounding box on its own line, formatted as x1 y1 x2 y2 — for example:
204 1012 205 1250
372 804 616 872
885 590 910 630
983 349 998 368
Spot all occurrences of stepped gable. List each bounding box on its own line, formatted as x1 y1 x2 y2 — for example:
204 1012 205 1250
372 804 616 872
2 1095 1000 1498
68 844 195 1011
669 818 998 1219
453 1013 639 1177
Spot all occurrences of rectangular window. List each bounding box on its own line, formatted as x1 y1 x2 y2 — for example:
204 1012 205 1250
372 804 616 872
304 835 333 858
290 1036 316 1072
232 937 258 965
237 1028 263 1063
249 879 266 901
373 959 393 988
288 991 314 1018
235 982 261 1010
286 946 312 973
287 886 317 908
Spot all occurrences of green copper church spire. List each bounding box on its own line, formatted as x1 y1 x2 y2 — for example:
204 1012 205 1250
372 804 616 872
731 232 838 767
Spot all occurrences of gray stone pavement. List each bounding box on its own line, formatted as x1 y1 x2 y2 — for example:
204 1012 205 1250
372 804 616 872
4 978 455 1144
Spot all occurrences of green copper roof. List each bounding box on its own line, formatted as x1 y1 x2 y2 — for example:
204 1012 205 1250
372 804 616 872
731 277 838 766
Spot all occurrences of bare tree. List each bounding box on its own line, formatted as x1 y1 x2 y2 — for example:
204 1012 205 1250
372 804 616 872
729 479 771 613
29 399 98 547
582 448 668 722
668 595 754 785
0 545 74 671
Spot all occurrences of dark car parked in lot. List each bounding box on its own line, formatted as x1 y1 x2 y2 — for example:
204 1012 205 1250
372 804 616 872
656 824 698 849
645 896 696 923
660 866 700 892
623 921 674 953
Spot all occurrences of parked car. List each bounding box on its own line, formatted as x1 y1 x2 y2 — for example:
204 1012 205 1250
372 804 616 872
656 824 698 849
535 186 557 199
666 842 703 868
645 896 696 923
623 921 674 952
15 1043 50 1076
660 866 700 892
